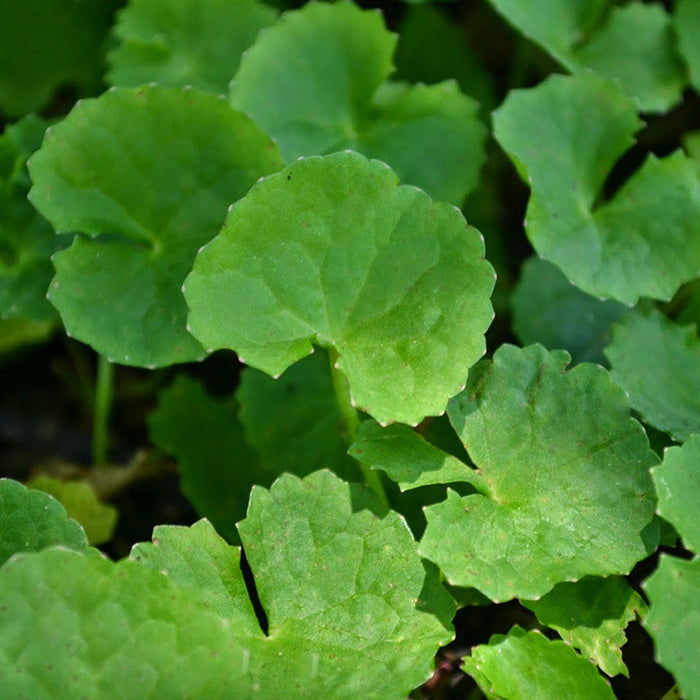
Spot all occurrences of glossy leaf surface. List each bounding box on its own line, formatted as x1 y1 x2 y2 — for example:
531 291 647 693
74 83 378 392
493 72 700 304
419 344 657 601
606 310 700 442
463 626 617 700
185 151 495 426
29 86 284 367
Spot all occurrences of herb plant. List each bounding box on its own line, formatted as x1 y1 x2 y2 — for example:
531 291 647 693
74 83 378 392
0 0 699 698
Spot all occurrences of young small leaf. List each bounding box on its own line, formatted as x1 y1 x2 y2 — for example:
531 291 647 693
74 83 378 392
523 576 647 677
185 151 495 426
463 625 617 700
606 310 700 442
493 72 700 304
107 0 278 93
419 344 658 601
0 478 88 567
28 86 284 367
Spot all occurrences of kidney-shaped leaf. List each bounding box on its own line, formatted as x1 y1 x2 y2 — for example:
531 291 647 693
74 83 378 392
28 86 284 367
230 1 485 204
493 72 700 305
0 478 88 567
463 625 617 700
606 310 700 443
185 151 495 425
0 471 454 700
107 0 277 93
419 344 658 602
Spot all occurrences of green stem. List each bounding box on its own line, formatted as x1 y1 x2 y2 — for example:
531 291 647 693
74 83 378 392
93 355 114 466
328 349 388 507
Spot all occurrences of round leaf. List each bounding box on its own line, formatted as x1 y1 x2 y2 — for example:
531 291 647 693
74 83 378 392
419 344 658 601
184 151 495 425
28 86 284 367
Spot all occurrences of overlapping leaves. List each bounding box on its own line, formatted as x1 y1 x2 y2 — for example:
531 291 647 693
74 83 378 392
493 72 700 304
230 0 485 204
185 151 495 425
488 0 685 112
0 471 454 699
417 344 657 601
28 86 284 367
107 0 277 93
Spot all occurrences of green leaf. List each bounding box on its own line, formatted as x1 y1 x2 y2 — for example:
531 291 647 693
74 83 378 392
606 310 700 442
488 0 684 112
130 519 260 634
349 419 487 492
523 576 647 677
27 476 118 546
643 556 700 700
493 72 700 304
463 625 617 700
148 375 269 542
652 435 700 553
0 472 454 699
237 470 455 698
0 478 88 567
0 317 55 353
230 1 485 204
418 344 658 602
28 86 284 367
238 349 359 482
675 0 700 93
184 151 495 426
107 0 278 94
0 548 252 699
0 0 119 117
0 115 62 321
511 256 626 364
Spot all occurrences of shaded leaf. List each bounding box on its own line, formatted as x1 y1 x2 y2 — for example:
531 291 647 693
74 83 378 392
419 344 657 601
488 0 684 112
28 86 284 367
493 72 700 304
652 435 700 553
107 0 277 93
148 375 268 542
349 419 486 492
230 1 485 204
463 625 617 700
0 115 62 321
27 476 118 546
0 0 119 117
606 310 700 442
675 0 700 93
643 556 700 700
185 151 495 426
238 349 359 481
0 478 88 567
511 256 626 364
523 576 647 677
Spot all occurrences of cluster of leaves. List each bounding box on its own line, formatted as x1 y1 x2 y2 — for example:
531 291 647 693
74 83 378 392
1 0 699 698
